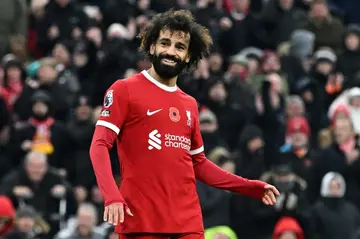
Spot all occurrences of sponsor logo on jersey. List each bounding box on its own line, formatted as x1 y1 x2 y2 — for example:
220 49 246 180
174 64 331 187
104 90 113 108
100 110 110 117
148 129 162 150
148 129 191 151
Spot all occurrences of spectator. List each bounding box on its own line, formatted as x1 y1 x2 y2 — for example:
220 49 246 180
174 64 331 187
272 216 304 239
303 0 344 52
311 172 360 239
55 202 106 239
0 151 76 237
0 196 15 237
0 0 27 58
8 90 70 169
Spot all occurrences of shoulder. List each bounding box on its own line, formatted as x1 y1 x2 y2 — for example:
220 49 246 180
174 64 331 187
111 72 147 91
331 17 344 27
177 88 198 109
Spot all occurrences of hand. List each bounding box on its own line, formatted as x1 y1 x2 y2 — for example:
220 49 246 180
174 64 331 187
13 186 33 198
21 140 32 151
104 202 133 226
48 25 59 39
136 15 148 26
346 149 359 164
262 184 280 206
219 17 232 30
58 168 67 177
51 185 66 198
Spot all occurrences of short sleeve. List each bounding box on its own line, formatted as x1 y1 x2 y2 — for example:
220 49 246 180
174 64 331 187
96 80 129 135
190 107 204 156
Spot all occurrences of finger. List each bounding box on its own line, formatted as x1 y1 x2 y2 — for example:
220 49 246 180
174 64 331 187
113 206 119 226
126 207 134 216
119 205 125 223
262 197 269 205
104 207 108 222
269 186 280 196
264 194 272 205
268 191 277 204
108 207 114 225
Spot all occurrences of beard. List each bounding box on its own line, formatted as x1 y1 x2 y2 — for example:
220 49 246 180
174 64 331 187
152 52 187 80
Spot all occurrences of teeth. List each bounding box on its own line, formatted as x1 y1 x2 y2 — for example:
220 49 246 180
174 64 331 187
164 59 175 63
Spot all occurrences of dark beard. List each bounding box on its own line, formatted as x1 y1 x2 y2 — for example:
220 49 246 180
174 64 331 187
152 53 187 79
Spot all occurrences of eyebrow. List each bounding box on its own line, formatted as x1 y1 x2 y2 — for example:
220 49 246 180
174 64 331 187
158 38 188 48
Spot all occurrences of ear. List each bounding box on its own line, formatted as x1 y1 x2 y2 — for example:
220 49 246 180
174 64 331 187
185 54 191 63
150 44 155 56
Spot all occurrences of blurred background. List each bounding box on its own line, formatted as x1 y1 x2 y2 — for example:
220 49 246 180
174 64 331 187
0 0 360 238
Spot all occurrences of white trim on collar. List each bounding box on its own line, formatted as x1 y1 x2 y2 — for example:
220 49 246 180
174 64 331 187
141 70 178 92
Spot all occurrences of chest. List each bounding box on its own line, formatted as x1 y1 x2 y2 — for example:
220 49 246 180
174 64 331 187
126 93 194 137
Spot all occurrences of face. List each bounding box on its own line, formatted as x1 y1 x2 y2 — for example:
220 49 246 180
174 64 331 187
290 132 308 148
6 66 21 81
247 137 264 152
55 0 70 7
209 82 227 102
77 209 96 236
137 0 150 10
334 118 353 144
268 73 283 93
316 61 333 75
91 186 104 203
213 232 230 239
302 90 313 103
17 217 35 233
286 102 304 117
76 105 91 121
350 96 360 108
279 0 293 10
53 44 70 65
32 101 48 117
311 2 328 19
279 231 297 239
262 55 280 72
247 58 259 74
345 34 359 51
209 53 223 72
328 178 342 197
25 157 48 182
274 173 294 192
228 63 247 74
38 65 57 83
150 30 190 79
232 0 249 12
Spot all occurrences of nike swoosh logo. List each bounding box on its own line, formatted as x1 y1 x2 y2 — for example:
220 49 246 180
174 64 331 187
147 109 162 116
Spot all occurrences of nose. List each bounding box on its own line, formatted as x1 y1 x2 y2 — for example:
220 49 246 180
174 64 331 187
166 44 176 56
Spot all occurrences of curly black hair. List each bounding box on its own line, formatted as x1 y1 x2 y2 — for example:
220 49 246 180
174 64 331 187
137 9 213 69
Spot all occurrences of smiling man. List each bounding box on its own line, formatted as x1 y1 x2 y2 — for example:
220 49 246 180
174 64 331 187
89 9 279 239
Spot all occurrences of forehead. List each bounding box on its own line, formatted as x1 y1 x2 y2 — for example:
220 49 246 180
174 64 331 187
335 119 351 128
158 29 190 44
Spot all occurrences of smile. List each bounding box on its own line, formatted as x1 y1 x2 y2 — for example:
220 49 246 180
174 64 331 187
162 58 177 65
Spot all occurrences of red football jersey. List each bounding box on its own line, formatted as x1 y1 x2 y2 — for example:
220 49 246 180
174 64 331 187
96 70 205 233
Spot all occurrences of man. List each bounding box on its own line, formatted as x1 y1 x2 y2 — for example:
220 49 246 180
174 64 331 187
89 9 279 239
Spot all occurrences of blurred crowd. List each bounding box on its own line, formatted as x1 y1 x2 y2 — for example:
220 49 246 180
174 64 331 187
0 0 360 238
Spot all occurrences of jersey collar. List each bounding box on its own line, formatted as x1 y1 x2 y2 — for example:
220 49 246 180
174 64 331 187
141 70 178 92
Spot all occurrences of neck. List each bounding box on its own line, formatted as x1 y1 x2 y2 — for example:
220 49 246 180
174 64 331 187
148 66 178 87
